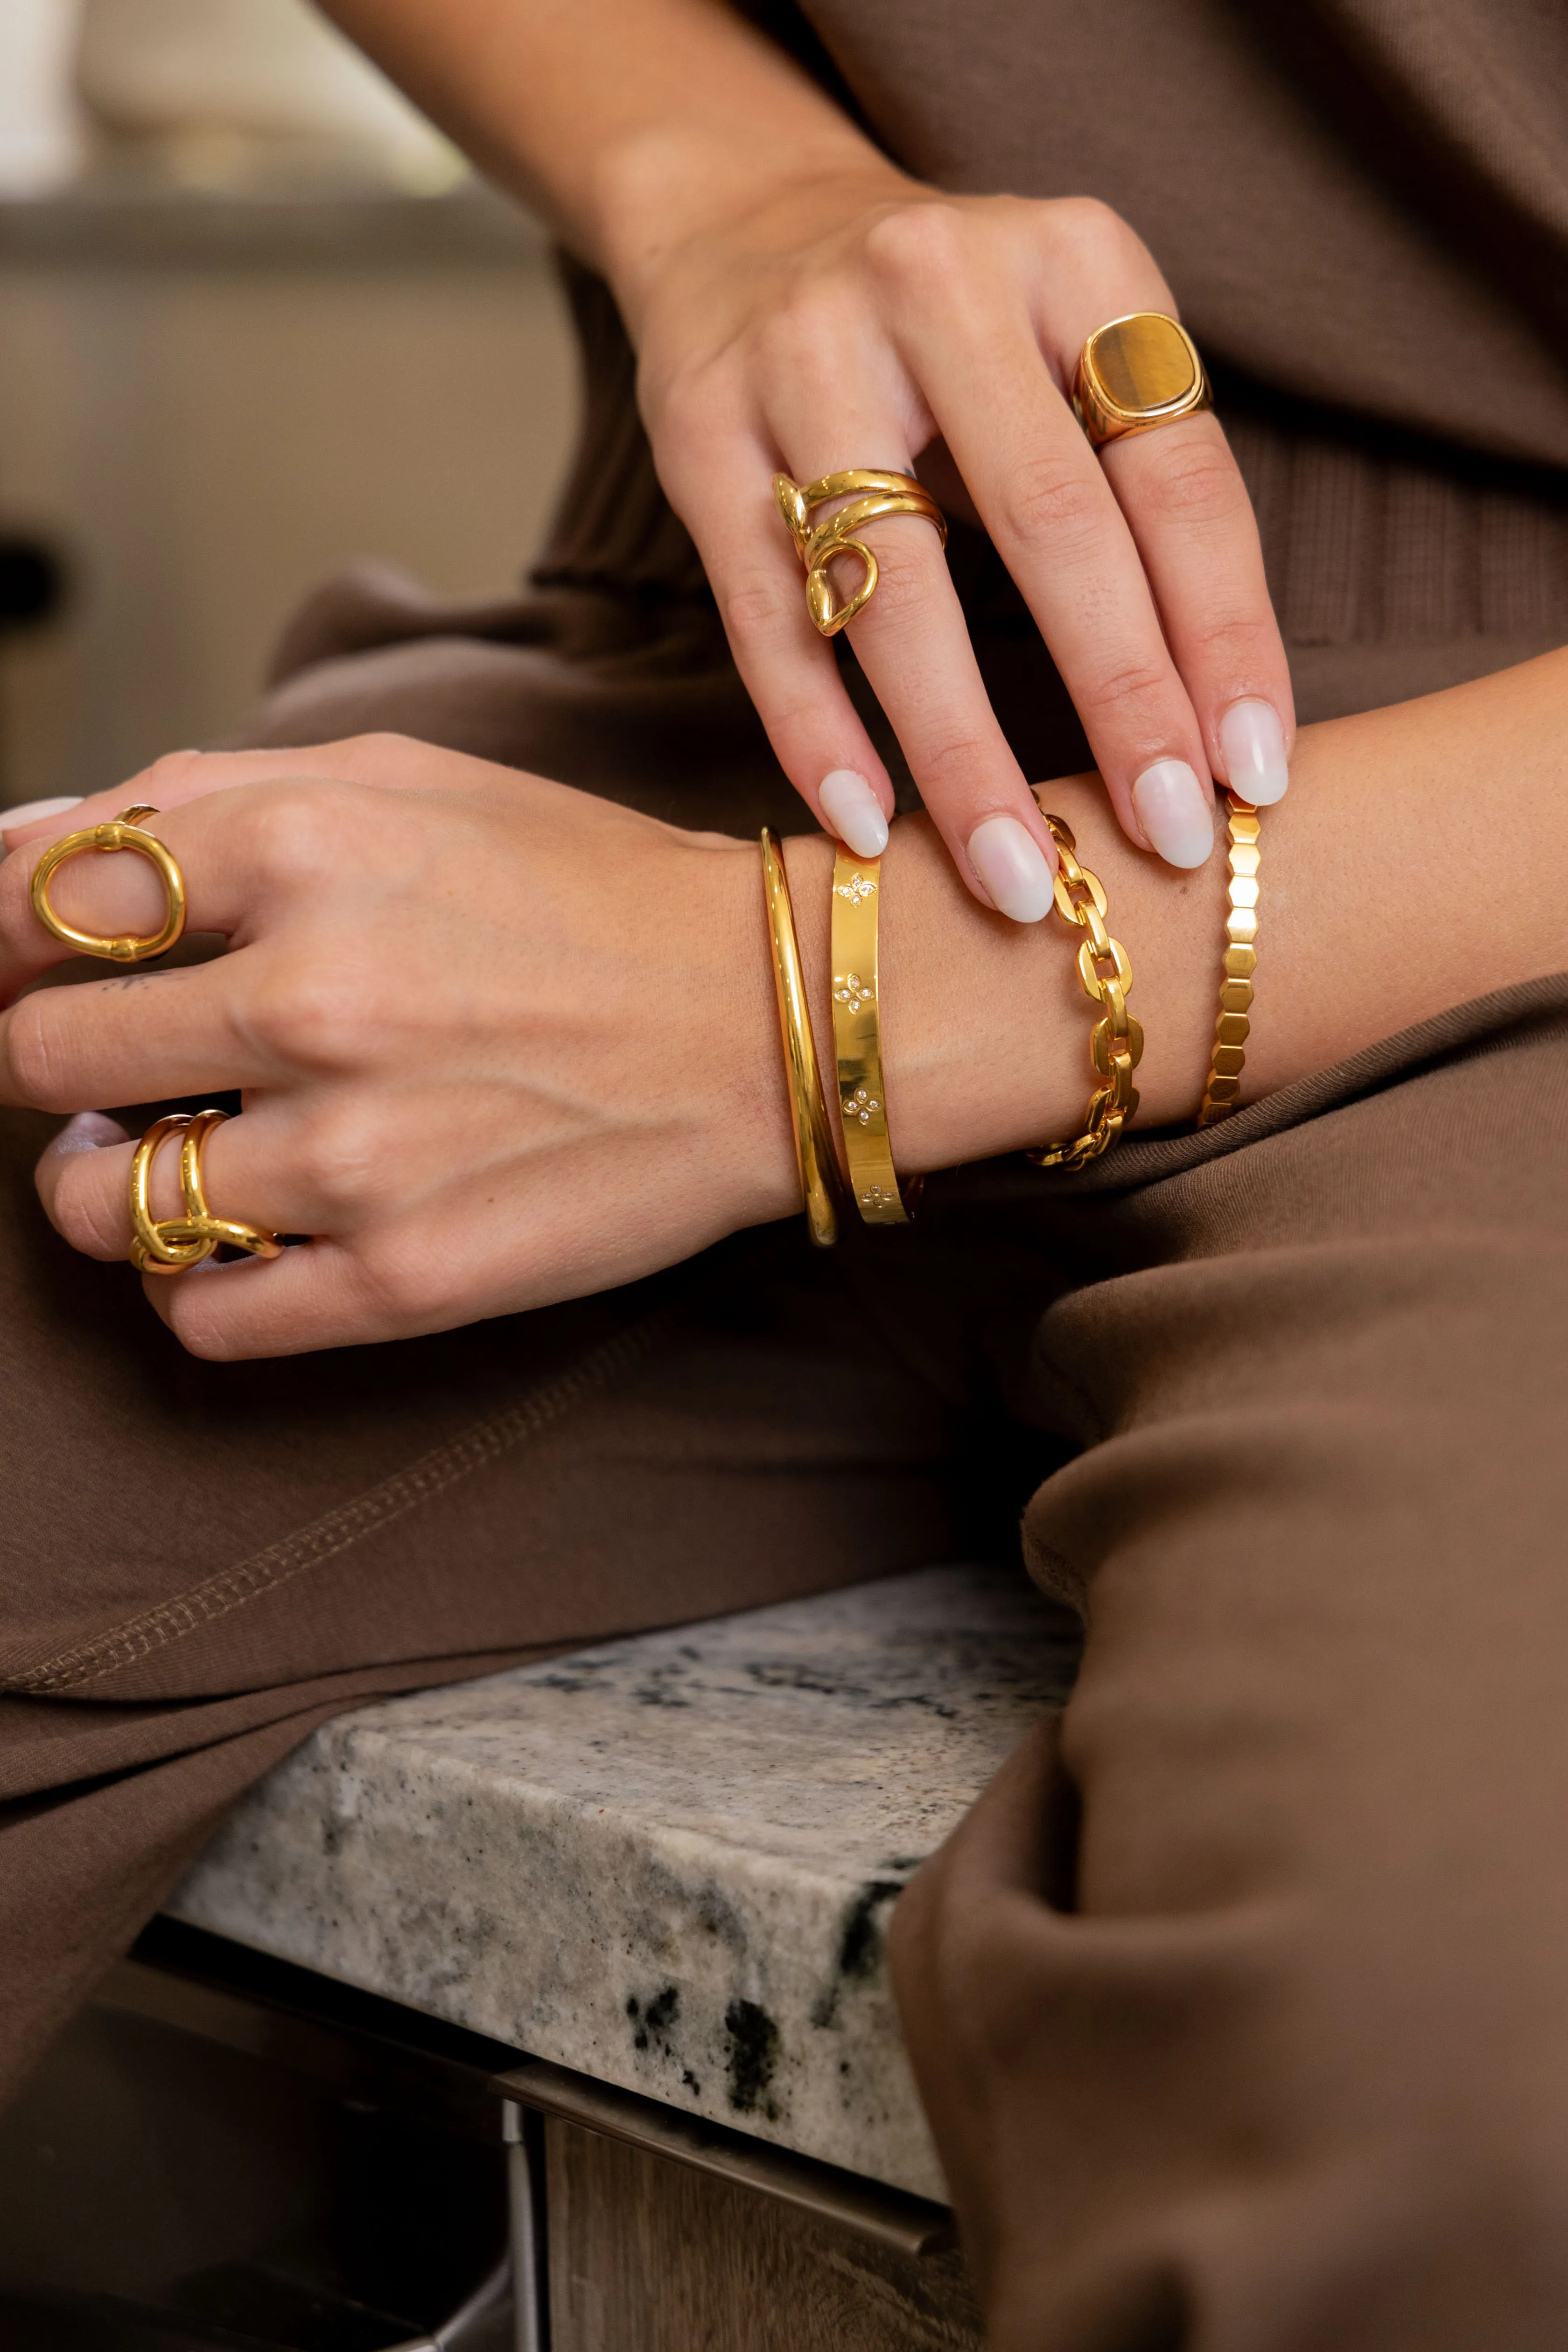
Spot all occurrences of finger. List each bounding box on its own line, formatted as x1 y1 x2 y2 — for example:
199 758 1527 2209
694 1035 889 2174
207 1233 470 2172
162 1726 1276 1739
36 1102 329 1262
788 453 1060 917
871 212 1217 866
1100 413 1295 805
0 954 274 1112
660 421 899 860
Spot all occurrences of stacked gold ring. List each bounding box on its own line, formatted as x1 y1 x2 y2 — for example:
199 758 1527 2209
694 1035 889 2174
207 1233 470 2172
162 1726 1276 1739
130 1109 283 1275
29 804 187 963
773 469 946 637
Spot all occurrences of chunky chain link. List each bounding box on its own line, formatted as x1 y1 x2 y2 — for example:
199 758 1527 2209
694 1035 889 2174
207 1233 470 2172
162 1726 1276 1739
1027 806 1142 1173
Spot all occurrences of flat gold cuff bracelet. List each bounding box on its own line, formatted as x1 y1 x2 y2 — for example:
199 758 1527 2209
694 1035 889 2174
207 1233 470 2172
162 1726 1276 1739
30 804 187 963
130 1109 284 1274
1026 803 1142 1173
1074 312 1212 449
830 846 921 1226
759 829 841 1247
773 468 946 636
1195 793 1261 1127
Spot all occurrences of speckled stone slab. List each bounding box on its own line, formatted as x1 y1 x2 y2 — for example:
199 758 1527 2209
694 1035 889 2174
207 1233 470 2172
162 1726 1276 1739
169 1563 1079 2199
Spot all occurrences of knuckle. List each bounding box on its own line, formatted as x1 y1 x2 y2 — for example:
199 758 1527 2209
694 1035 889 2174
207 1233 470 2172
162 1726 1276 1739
1050 195 1145 275
864 199 968 287
53 1157 126 1260
291 1103 387 1213
720 571 798 656
237 783 354 890
905 729 1003 798
850 531 940 621
242 956 369 1068
1136 440 1248 531
993 452 1105 551
1072 652 1177 723
2 1001 63 1110
352 1233 452 1332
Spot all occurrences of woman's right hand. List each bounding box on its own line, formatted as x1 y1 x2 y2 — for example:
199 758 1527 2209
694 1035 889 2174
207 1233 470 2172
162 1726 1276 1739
625 169 1293 910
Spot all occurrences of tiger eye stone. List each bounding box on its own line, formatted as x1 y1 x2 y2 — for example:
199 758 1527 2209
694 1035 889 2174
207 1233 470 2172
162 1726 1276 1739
1088 313 1198 413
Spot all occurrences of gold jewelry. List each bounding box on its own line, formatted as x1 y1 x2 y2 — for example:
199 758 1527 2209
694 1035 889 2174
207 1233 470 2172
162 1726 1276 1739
1074 312 1212 449
773 469 947 637
1026 804 1142 1172
829 846 921 1226
759 830 840 1247
129 1108 283 1275
1195 794 1260 1127
29 804 187 963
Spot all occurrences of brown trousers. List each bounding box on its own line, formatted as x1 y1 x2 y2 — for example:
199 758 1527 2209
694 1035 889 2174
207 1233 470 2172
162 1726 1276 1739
7 574 1568 2347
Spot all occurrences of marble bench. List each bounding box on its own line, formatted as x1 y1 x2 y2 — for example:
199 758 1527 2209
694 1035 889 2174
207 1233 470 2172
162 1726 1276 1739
2 1564 1081 2350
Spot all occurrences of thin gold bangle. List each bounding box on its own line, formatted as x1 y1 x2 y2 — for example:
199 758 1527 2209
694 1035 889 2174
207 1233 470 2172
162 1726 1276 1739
1195 793 1260 1127
1025 801 1142 1173
829 845 922 1226
759 829 840 1247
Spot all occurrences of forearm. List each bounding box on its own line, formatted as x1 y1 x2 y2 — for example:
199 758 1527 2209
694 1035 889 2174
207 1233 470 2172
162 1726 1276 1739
777 648 1568 1176
315 0 891 311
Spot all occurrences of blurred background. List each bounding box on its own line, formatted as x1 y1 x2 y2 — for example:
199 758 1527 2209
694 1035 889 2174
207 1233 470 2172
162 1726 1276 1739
0 0 578 808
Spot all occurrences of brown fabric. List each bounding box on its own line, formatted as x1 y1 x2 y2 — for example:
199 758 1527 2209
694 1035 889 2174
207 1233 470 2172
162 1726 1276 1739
7 4 1568 2344
891 972 1568 2349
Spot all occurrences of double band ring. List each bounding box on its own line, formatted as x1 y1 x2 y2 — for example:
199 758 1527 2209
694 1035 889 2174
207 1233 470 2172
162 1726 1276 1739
29 804 187 963
129 1109 283 1275
773 468 946 637
1074 311 1212 448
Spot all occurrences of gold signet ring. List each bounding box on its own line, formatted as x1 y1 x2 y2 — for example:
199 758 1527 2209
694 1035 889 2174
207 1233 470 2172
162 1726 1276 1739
1073 312 1212 449
129 1109 283 1276
772 469 946 638
29 804 187 963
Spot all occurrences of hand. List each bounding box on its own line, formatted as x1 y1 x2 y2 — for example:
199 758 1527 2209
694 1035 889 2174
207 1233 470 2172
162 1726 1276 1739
628 168 1293 906
0 739 798 1359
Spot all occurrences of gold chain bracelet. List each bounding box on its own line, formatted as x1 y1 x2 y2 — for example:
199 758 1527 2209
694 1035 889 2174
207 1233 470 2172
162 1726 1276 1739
1195 793 1260 1127
1026 803 1142 1173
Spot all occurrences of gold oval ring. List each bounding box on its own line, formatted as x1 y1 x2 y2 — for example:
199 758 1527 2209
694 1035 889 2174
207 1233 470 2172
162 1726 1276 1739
129 1108 283 1276
29 803 187 963
773 469 947 637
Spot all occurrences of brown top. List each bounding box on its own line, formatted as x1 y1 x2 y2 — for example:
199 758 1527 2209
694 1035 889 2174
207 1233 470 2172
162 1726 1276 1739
532 0 1568 736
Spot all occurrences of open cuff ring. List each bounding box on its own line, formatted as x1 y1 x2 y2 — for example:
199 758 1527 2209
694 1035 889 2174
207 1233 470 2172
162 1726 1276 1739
1073 312 1212 448
773 468 947 637
29 804 187 963
129 1109 283 1274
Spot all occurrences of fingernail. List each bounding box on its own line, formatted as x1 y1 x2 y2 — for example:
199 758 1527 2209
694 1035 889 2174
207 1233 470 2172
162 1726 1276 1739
967 813 1055 922
1132 759 1215 868
818 769 889 857
0 792 82 844
52 1112 125 1155
1218 700 1289 806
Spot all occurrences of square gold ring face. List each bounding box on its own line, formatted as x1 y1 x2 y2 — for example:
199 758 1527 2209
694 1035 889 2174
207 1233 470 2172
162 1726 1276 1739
1075 312 1211 447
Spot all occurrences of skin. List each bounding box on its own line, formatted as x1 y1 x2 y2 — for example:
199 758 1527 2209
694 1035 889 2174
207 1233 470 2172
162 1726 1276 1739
311 0 1295 896
1 646 1564 1361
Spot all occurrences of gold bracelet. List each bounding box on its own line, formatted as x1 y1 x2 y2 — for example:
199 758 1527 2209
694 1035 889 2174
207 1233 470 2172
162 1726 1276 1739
1026 804 1142 1173
1195 793 1260 1127
759 829 840 1247
829 846 921 1225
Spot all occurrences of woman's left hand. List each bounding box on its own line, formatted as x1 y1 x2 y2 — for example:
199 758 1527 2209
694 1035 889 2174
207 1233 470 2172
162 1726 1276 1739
0 738 799 1359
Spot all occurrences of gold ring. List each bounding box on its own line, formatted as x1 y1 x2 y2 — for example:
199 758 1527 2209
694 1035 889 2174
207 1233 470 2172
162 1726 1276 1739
773 469 946 637
129 1108 283 1275
1073 312 1212 448
29 803 187 963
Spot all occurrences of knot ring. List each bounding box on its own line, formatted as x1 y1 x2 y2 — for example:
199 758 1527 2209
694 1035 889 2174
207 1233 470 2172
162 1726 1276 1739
129 1109 283 1275
773 469 946 637
29 804 187 963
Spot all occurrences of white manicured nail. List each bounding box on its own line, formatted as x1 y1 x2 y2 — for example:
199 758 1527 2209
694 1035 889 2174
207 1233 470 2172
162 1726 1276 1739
52 1111 126 1155
1132 760 1215 868
967 814 1055 922
819 769 889 857
1218 700 1289 806
0 793 81 833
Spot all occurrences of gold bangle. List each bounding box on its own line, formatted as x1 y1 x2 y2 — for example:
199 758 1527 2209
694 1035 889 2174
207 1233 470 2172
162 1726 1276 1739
829 846 921 1226
759 829 840 1247
1195 793 1260 1127
1025 803 1142 1173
